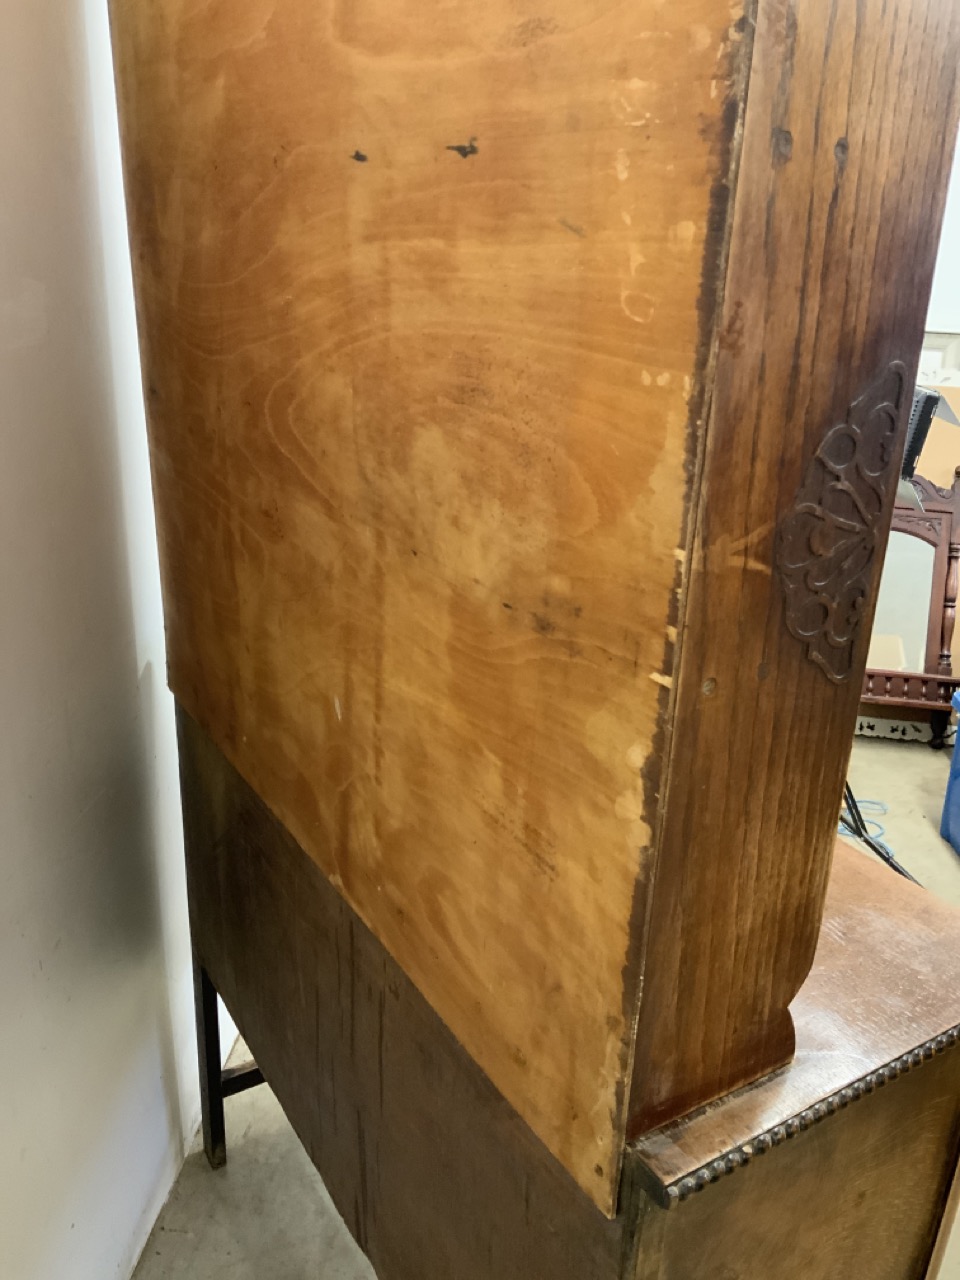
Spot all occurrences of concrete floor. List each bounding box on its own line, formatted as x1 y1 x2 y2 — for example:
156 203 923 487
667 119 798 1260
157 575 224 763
847 737 960 903
132 1067 373 1280
133 738 960 1280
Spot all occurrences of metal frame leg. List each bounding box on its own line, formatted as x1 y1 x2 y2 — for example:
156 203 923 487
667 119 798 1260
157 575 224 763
193 954 267 1169
193 956 227 1169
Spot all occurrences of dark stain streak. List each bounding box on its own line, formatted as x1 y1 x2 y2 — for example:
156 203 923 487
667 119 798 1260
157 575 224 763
718 299 745 354
781 0 837 426
348 920 357 1055
802 0 843 401
530 847 559 881
502 601 513 610
624 1 759 1140
351 149 368 163
771 126 793 166
558 218 586 238
355 1109 369 1251
532 612 556 636
764 185 777 269
834 135 849 172
506 15 561 47
377 987 385 1112
447 137 479 159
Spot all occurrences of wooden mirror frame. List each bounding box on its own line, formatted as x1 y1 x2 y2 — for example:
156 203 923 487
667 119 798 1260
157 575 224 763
861 468 960 748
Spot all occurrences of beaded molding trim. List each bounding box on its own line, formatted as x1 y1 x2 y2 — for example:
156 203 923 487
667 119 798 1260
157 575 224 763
643 1023 960 1210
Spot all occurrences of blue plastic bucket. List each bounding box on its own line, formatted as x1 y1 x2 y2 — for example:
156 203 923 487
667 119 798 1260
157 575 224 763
939 690 960 853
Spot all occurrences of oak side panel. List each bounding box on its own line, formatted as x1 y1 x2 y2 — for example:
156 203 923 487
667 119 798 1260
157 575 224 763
177 708 628 1280
109 0 748 1207
630 0 960 1131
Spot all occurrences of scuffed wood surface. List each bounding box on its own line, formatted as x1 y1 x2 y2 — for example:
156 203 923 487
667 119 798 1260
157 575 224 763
110 0 746 1209
634 1048 960 1280
633 839 960 1192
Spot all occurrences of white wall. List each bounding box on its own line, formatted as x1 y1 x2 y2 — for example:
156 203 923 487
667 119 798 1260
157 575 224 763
0 3 201 1277
927 138 960 334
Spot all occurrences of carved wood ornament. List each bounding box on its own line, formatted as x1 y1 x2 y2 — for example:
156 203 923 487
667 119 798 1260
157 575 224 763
778 363 907 683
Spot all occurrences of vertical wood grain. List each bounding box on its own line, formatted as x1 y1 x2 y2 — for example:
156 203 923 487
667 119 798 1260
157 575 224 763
629 0 960 1131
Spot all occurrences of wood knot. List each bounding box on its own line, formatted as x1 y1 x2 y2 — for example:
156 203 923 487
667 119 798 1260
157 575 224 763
771 127 793 166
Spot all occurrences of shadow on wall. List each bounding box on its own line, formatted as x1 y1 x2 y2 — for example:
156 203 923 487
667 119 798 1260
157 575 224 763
0 3 196 1278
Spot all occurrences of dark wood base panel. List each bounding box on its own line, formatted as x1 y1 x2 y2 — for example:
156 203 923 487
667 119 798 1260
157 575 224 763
177 705 628 1280
178 706 960 1279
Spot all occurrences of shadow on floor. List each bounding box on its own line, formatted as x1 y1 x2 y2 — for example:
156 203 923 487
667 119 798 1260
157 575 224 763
132 1066 374 1280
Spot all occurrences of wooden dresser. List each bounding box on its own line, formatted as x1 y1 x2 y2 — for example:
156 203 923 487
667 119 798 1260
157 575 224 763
108 0 960 1272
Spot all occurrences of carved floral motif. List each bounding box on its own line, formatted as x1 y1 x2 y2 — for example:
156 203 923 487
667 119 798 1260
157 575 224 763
777 363 906 683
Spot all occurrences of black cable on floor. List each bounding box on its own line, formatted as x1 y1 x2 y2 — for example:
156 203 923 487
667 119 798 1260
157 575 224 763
840 783 920 884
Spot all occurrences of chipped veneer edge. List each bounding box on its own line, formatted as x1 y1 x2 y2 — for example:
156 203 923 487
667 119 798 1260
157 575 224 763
633 1022 960 1210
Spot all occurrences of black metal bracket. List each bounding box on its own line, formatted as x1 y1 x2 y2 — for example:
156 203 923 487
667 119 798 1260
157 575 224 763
193 955 266 1168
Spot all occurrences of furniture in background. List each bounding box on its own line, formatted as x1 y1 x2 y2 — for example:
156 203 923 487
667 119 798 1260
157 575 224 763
109 0 960 1274
902 390 942 480
862 470 960 748
940 697 960 855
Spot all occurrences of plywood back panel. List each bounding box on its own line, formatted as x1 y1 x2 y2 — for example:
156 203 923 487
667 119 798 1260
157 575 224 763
110 0 747 1209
